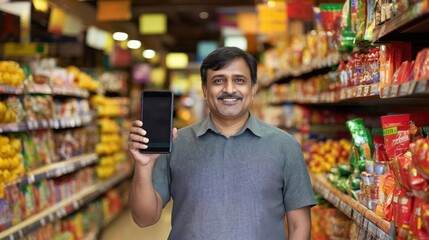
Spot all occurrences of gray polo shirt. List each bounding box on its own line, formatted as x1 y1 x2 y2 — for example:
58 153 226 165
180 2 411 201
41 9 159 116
152 113 316 240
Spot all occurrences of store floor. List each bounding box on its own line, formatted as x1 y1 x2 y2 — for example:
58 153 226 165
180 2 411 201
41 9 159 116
100 201 173 240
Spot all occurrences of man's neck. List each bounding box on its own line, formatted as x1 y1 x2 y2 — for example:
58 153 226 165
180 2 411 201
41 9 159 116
210 112 250 138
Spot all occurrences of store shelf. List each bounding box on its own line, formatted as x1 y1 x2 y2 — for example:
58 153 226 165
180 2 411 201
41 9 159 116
271 64 337 86
0 85 23 95
311 174 394 239
372 1 429 42
0 170 132 240
1 84 90 98
51 86 89 98
272 80 429 106
0 114 93 133
9 153 99 188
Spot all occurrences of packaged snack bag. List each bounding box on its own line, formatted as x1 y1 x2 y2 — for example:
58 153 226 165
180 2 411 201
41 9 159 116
346 118 374 164
412 139 429 180
376 171 395 220
381 114 410 160
421 201 429 233
409 162 429 202
364 0 376 41
409 198 429 239
392 186 414 233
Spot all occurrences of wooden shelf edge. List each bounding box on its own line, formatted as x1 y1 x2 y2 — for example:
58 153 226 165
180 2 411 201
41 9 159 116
0 170 132 239
311 174 392 238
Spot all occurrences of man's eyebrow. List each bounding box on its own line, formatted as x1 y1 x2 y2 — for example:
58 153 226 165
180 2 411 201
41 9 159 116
210 74 248 78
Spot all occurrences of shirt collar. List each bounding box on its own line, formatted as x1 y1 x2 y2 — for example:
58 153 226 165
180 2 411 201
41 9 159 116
195 112 263 138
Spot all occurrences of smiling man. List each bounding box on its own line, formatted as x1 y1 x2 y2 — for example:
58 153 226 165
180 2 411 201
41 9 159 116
128 47 316 240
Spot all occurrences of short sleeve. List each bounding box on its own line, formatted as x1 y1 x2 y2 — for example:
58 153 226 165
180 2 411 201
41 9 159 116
283 138 316 212
152 154 172 207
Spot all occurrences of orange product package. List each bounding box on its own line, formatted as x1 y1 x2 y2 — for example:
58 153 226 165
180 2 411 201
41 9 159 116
376 172 396 220
412 139 429 180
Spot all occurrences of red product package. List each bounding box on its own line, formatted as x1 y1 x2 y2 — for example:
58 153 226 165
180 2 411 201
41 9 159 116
412 139 429 180
409 161 429 202
392 186 414 229
410 198 429 239
393 151 413 189
410 48 428 81
422 201 429 233
392 61 414 85
381 114 411 160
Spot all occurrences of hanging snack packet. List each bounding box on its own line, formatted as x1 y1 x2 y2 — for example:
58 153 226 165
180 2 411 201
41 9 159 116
409 162 429 202
355 0 367 40
364 0 376 41
375 172 395 220
346 118 374 164
381 114 410 160
409 199 429 239
412 139 429 180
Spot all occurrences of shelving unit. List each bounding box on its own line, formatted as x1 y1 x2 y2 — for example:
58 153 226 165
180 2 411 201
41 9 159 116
0 114 93 133
8 153 98 188
0 169 131 240
372 1 429 42
311 174 394 239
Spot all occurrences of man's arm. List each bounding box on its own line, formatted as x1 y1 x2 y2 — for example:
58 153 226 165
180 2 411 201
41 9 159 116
128 120 176 227
129 162 163 227
286 206 312 240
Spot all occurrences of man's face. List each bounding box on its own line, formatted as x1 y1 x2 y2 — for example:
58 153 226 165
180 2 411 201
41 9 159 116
202 57 257 121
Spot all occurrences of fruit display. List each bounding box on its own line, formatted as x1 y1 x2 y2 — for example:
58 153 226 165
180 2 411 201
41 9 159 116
304 139 351 173
0 100 17 124
0 61 26 87
66 66 100 92
90 95 125 117
0 135 24 198
95 118 125 179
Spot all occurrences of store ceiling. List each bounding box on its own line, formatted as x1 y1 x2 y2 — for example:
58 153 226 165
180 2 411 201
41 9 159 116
80 0 256 59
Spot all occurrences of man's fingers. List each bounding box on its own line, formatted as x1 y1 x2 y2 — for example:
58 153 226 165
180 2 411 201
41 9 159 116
129 141 148 150
130 126 146 136
132 120 143 127
129 133 149 143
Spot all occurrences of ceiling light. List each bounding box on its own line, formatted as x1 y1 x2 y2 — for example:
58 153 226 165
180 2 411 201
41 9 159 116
267 0 276 7
113 32 128 41
142 49 156 59
127 40 141 49
199 12 209 19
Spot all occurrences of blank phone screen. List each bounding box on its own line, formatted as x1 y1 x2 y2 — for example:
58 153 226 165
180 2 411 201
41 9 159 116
141 91 173 153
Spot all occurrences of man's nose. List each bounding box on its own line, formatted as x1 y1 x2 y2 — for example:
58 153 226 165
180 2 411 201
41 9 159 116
223 80 235 93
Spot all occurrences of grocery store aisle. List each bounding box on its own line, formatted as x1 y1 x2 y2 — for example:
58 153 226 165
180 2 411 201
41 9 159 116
100 201 173 240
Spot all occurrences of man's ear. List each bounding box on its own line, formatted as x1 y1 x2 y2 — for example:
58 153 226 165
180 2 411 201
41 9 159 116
201 84 207 99
251 83 259 99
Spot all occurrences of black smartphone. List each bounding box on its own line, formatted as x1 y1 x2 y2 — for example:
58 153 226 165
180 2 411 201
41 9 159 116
140 91 174 153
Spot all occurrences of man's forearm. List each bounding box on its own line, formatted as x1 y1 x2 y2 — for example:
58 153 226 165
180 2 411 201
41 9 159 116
129 162 163 227
288 227 311 240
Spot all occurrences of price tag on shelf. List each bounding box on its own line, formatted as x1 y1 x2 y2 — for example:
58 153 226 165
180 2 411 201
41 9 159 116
357 86 364 97
377 228 387 238
346 88 354 99
27 175 36 184
367 221 376 237
381 86 390 98
389 84 399 97
363 85 370 96
41 119 49 128
370 84 379 95
414 79 428 94
398 82 411 96
340 89 346 100
352 210 360 222
40 217 46 226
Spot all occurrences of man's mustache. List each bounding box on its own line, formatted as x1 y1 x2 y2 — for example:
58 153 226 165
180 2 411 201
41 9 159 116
217 93 243 100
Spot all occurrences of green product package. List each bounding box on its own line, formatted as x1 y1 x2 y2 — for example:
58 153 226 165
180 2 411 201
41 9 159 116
346 118 375 166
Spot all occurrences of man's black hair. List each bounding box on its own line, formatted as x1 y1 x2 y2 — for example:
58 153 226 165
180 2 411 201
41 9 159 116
200 46 257 85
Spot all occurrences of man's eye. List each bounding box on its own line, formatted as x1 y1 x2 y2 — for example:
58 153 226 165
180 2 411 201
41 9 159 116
235 78 245 84
213 79 224 84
